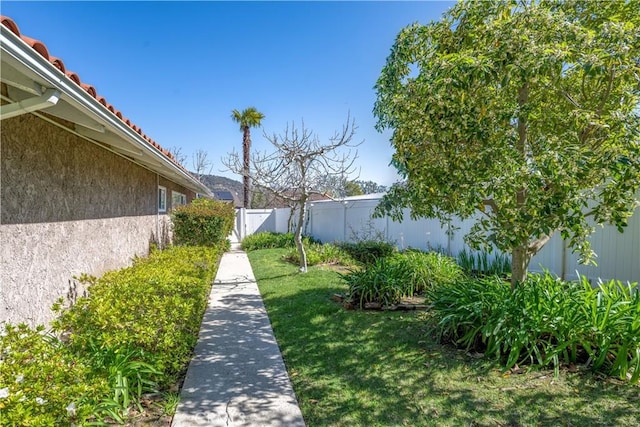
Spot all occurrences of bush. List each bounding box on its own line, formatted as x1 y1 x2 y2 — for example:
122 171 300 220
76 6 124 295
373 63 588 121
428 272 640 382
53 246 221 387
337 240 396 265
283 242 355 267
343 251 463 308
171 198 235 246
241 232 318 251
0 324 108 425
2 244 225 424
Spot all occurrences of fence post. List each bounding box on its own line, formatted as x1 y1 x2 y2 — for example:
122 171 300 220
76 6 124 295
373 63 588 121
238 208 246 241
343 201 348 242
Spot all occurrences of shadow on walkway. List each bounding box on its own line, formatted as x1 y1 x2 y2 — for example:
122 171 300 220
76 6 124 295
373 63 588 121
171 247 305 427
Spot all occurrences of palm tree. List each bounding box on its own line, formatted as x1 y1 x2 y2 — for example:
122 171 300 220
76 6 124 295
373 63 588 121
231 107 265 209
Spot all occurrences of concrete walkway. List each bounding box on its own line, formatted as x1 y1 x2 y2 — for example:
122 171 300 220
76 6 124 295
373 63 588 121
171 244 305 427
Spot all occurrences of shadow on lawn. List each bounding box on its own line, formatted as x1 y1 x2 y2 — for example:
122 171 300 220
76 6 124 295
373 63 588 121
261 284 640 427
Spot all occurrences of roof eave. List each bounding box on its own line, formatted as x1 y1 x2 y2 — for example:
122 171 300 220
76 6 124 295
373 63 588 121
0 24 211 196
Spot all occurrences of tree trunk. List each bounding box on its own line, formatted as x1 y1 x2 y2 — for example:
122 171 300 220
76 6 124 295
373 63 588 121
295 200 308 273
242 126 252 209
511 245 530 288
287 204 295 233
511 84 530 288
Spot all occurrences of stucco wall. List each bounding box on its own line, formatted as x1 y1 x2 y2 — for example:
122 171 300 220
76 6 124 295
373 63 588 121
0 216 167 325
0 112 195 326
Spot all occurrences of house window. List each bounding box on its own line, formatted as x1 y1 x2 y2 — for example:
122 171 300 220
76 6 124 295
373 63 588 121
172 191 187 208
158 186 167 213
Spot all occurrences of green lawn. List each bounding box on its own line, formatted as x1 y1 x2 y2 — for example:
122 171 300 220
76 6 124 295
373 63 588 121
249 249 640 427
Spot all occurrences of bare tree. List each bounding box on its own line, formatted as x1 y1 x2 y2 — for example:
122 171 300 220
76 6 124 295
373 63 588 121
223 115 361 272
192 149 212 180
168 146 188 165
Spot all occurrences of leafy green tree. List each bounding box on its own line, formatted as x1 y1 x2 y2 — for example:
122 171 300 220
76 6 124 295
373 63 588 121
355 180 387 194
344 181 364 197
231 107 265 208
374 0 640 286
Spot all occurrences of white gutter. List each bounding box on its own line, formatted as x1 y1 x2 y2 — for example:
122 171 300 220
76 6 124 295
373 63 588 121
0 24 211 196
0 87 60 120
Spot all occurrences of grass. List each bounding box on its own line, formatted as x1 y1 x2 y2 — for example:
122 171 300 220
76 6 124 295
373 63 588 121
249 248 640 427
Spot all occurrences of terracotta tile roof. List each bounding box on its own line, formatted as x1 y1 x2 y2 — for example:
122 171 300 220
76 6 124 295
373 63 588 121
1 15 184 169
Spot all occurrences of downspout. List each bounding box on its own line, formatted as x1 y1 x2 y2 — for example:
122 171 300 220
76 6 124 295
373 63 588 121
156 173 160 249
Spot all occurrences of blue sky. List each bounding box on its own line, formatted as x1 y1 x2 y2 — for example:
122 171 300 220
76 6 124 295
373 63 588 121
1 1 454 186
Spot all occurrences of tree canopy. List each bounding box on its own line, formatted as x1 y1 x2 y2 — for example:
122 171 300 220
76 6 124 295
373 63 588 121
374 0 640 285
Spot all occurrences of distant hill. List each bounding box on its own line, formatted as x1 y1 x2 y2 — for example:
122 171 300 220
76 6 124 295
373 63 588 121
197 174 243 207
194 174 388 208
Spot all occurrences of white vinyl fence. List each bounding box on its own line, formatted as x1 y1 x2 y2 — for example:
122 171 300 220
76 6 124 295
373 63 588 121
236 194 640 284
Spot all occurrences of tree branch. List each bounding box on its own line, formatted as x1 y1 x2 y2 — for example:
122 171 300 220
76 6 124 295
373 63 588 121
481 198 499 218
528 233 552 257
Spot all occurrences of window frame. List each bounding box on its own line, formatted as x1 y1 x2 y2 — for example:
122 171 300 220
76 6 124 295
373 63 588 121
158 186 167 213
172 190 187 208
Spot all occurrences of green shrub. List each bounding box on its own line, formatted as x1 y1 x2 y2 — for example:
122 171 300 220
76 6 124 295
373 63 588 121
53 246 222 387
337 240 396 265
0 324 108 425
171 198 235 246
2 245 224 424
428 272 640 382
343 251 463 308
283 242 355 267
241 232 318 251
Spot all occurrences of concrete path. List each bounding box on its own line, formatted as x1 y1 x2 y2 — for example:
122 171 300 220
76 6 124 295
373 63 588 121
171 244 305 427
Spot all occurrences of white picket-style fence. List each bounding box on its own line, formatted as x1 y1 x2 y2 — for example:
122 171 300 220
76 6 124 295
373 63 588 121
235 194 639 284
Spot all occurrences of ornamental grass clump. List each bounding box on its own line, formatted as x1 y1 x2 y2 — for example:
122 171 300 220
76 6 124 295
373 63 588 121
343 250 463 308
457 248 511 277
428 272 640 382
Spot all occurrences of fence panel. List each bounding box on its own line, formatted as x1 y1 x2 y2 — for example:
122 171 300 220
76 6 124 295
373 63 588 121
308 202 345 243
243 195 639 284
244 209 277 236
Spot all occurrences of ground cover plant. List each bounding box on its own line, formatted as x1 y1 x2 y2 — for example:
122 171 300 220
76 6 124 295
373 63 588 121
243 231 354 268
0 245 223 425
249 248 640 426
